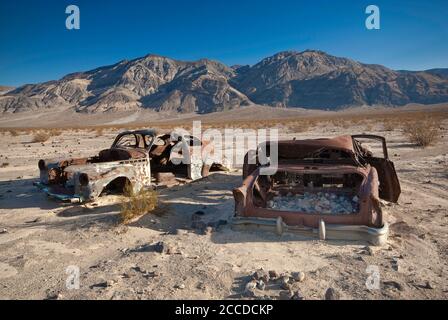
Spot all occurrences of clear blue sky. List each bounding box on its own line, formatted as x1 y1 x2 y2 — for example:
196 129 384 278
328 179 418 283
0 0 447 86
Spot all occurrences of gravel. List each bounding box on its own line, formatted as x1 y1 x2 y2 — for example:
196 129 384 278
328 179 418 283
267 192 359 214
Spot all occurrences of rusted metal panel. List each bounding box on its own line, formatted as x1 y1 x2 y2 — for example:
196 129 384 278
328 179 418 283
242 134 401 202
235 135 400 234
234 164 383 229
36 130 223 202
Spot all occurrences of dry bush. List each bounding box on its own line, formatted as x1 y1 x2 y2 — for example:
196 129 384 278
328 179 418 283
340 121 351 129
95 128 104 137
9 129 20 137
119 182 158 224
403 120 440 147
288 121 310 133
383 120 395 132
49 129 62 136
350 118 361 126
363 122 374 131
32 132 51 143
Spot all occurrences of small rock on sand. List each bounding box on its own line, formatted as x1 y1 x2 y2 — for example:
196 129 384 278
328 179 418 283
256 280 266 291
325 288 340 300
175 283 185 290
268 270 279 279
154 241 174 254
252 269 270 283
291 290 304 300
279 290 293 300
292 271 305 282
244 280 257 297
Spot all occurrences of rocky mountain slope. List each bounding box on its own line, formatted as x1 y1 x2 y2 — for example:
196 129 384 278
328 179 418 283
231 51 448 109
0 86 14 95
1 51 447 113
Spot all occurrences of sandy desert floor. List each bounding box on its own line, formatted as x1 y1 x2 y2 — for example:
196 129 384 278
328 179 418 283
0 120 447 300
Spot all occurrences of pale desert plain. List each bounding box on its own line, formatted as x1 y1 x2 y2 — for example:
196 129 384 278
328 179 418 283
0 105 447 300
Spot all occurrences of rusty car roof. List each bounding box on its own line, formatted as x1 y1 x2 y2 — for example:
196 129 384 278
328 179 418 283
261 135 356 160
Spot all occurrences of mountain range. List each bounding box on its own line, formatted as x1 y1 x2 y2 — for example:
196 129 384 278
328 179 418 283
1 50 447 114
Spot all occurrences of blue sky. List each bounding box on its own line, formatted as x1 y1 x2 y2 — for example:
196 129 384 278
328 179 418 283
0 0 447 86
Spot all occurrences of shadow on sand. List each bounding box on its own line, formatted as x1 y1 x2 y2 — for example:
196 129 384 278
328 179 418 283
2 173 370 246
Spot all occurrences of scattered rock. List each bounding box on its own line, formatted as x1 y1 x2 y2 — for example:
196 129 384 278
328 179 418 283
245 280 257 291
424 281 434 289
292 271 305 282
119 248 129 255
106 280 118 287
244 280 257 297
325 288 340 300
204 226 213 235
391 258 403 272
175 283 185 290
154 241 174 254
279 290 293 300
196 282 206 290
0 228 7 234
361 246 376 256
45 292 63 300
268 270 279 279
414 281 434 290
256 280 266 291
280 277 291 291
207 219 228 230
252 269 269 283
268 192 359 214
291 290 304 300
384 280 404 291
90 282 108 289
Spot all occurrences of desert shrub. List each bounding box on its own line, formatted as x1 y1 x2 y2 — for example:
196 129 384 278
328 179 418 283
49 129 62 136
119 182 158 224
383 121 395 132
403 120 440 147
340 121 351 129
32 132 50 143
361 121 374 131
95 128 104 137
288 121 310 133
9 129 20 137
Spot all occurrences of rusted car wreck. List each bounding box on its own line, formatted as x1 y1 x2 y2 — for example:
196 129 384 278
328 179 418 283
35 129 223 203
232 135 401 245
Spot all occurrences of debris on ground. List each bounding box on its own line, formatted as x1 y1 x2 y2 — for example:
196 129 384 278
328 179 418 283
292 271 305 282
325 287 340 300
154 241 174 254
267 192 359 214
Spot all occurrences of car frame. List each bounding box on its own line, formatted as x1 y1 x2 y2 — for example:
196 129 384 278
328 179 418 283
232 135 401 245
35 129 220 203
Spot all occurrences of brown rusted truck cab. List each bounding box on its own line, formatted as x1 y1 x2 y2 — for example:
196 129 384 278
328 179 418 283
233 135 401 245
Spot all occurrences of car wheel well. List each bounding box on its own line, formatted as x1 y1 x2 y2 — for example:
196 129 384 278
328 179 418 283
101 176 132 195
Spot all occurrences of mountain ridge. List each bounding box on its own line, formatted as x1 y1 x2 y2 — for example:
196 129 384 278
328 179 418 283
1 50 447 113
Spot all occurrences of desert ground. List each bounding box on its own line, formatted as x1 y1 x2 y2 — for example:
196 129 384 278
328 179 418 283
0 106 447 300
